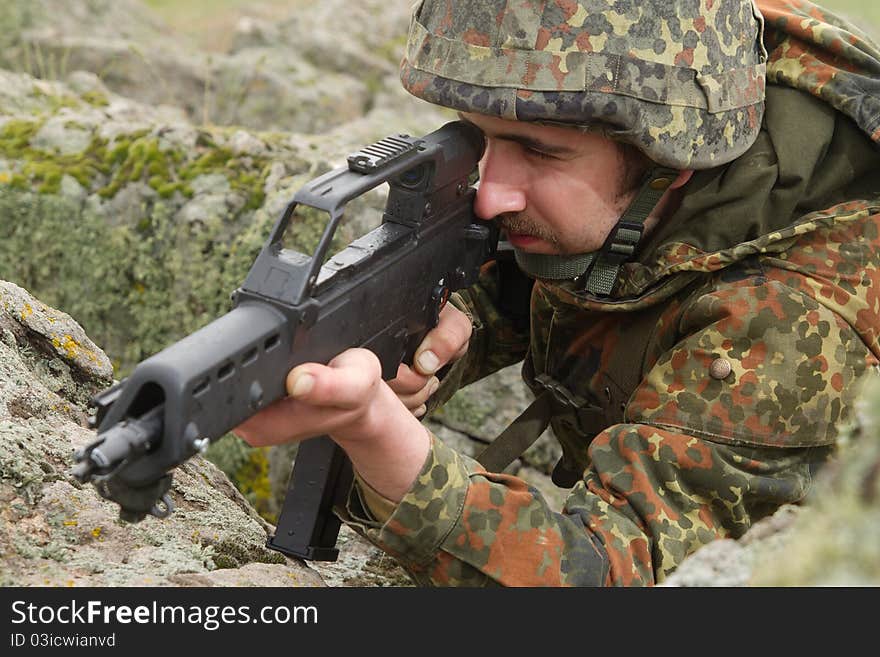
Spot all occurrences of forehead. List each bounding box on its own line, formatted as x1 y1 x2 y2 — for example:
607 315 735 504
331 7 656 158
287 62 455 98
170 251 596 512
460 112 579 142
458 112 621 158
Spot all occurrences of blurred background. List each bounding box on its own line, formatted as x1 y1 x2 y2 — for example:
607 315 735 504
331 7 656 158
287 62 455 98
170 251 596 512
143 0 879 50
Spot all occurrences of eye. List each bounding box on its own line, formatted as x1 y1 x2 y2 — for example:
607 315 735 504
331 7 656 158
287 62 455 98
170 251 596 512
525 147 555 161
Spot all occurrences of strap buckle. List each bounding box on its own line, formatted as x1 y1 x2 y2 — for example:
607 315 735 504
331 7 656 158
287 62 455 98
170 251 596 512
533 374 606 437
534 373 585 410
603 221 645 266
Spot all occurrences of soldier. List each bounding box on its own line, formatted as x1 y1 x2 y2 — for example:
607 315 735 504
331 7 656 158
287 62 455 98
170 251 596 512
235 0 880 585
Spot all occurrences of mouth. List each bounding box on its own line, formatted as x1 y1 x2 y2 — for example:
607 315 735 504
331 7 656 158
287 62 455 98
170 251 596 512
504 232 543 248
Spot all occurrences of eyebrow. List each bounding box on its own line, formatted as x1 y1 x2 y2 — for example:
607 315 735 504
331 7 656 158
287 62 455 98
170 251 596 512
457 112 576 156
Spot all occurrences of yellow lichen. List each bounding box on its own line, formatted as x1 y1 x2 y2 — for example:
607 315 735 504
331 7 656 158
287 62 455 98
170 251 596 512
52 334 80 359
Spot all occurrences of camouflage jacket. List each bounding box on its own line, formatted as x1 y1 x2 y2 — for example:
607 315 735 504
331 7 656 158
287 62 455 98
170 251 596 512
339 1 880 586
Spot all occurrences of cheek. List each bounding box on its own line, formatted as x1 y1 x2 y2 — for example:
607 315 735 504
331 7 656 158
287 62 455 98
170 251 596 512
540 185 629 252
535 172 614 229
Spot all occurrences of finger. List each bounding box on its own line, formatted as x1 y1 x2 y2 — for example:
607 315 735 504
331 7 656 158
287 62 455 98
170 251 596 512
396 376 440 411
232 395 363 447
286 348 382 410
413 305 472 375
387 362 432 396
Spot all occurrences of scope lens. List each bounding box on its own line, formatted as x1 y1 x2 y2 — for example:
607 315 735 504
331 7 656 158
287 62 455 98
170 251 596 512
399 164 425 187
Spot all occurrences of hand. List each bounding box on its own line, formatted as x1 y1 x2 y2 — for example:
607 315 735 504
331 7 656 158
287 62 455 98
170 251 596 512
388 303 472 417
234 348 391 447
233 348 431 502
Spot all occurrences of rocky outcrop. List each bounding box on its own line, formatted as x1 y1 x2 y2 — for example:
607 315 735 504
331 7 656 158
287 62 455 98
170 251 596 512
0 0 444 587
0 280 324 586
0 0 423 135
663 375 880 587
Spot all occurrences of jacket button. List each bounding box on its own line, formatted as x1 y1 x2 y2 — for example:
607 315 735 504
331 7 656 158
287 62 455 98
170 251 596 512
709 357 732 380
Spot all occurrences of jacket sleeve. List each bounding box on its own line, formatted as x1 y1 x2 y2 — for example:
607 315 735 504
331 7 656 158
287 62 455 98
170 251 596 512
338 425 830 586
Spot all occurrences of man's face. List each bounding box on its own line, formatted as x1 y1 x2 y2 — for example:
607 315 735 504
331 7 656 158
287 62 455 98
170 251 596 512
460 112 648 256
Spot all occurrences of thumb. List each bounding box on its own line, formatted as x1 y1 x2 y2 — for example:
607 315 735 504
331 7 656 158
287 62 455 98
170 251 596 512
285 349 382 409
413 306 472 375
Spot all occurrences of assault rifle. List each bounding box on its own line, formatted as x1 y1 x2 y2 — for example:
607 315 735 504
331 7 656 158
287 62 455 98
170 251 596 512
70 121 496 561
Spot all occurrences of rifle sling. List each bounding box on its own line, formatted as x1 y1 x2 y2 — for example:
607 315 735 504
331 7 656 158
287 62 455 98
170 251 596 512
476 390 554 472
476 299 666 476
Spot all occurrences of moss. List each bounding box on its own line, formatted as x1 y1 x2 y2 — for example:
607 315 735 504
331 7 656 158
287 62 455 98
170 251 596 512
0 119 42 152
206 536 286 570
0 116 271 211
178 145 268 210
232 447 274 522
80 90 110 108
38 89 82 113
0 118 110 194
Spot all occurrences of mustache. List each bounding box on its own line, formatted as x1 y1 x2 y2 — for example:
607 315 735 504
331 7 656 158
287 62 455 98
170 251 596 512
497 213 557 245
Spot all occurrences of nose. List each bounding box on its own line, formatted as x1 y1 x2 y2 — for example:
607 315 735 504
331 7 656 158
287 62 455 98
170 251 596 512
473 141 527 221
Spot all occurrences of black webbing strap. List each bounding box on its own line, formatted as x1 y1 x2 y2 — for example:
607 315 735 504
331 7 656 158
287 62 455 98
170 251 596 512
476 374 607 473
581 166 678 296
476 391 554 472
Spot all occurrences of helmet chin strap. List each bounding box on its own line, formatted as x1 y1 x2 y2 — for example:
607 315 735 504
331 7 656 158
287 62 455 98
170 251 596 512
511 166 679 296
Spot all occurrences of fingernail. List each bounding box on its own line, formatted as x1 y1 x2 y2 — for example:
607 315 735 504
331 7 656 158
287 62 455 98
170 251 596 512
291 373 314 398
414 404 426 418
428 377 440 396
417 350 439 374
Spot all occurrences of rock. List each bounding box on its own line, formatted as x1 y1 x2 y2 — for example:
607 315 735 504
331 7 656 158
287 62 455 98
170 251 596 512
0 0 421 135
664 375 880 587
0 280 324 586
1 280 111 385
747 376 880 586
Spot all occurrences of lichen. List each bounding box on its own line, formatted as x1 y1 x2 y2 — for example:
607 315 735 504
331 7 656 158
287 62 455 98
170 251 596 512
205 536 286 570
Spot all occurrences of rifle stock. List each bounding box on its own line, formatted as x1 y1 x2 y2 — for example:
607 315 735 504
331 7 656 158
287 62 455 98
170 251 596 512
71 121 497 560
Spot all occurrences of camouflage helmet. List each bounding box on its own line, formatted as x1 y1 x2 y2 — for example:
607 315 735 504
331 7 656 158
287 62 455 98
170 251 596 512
400 0 768 170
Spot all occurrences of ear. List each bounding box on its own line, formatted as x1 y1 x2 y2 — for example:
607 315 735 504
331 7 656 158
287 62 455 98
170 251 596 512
669 169 694 190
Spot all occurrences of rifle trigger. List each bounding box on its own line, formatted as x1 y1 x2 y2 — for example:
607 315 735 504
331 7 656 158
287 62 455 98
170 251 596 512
430 284 449 326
